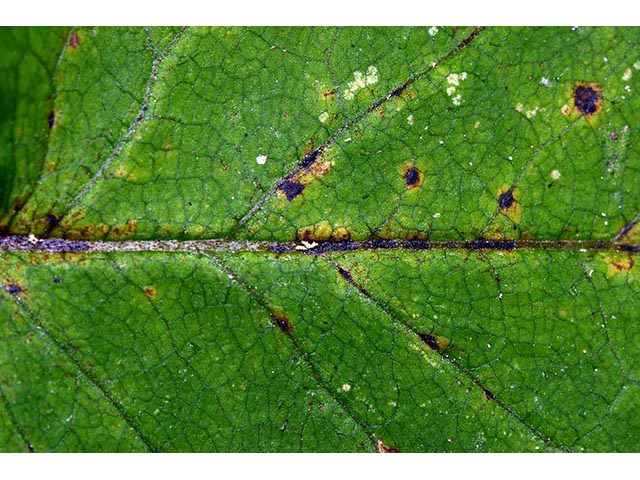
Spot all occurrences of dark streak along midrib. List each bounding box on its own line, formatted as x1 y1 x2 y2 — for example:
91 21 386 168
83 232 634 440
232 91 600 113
0 235 638 255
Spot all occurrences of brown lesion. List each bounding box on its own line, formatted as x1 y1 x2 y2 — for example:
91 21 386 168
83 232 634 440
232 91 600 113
68 31 80 49
376 438 399 453
322 88 336 99
110 219 138 239
278 148 335 202
143 286 156 298
418 332 450 353
296 221 351 242
604 254 634 276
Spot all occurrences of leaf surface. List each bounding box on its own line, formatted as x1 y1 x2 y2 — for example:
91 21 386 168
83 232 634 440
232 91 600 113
0 26 639 452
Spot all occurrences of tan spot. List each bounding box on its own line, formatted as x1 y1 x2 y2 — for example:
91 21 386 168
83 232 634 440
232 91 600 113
330 227 351 241
376 438 399 453
606 255 634 277
311 160 334 178
144 286 156 298
296 220 332 242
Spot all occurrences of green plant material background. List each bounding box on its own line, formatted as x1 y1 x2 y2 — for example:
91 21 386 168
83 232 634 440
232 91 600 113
0 26 639 452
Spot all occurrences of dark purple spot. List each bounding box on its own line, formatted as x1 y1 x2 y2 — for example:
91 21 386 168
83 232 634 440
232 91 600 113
275 315 292 333
389 84 407 98
280 179 305 201
467 239 517 251
47 111 55 129
45 214 60 228
419 333 440 352
53 277 61 284
482 387 496 400
5 284 22 295
337 267 352 281
404 167 421 187
574 85 600 115
499 189 514 210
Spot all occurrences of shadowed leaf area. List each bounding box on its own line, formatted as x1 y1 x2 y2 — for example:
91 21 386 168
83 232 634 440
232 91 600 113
1 26 640 452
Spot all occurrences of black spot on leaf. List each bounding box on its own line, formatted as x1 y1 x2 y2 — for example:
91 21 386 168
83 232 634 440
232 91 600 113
499 189 514 210
574 84 601 115
404 167 422 187
337 266 353 281
482 387 496 400
280 180 305 201
5 283 23 295
419 332 440 352
45 214 60 228
388 84 407 98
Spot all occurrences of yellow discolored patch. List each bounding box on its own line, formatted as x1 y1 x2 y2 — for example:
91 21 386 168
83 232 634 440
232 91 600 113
605 255 634 277
297 220 333 242
110 219 138 239
330 227 351 241
310 160 334 179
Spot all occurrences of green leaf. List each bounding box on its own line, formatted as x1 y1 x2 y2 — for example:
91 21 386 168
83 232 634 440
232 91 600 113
1 26 639 452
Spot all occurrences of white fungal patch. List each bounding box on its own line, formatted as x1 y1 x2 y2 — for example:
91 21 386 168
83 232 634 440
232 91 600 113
406 114 414 126
318 111 330 123
539 77 551 87
256 155 268 165
295 240 318 251
365 65 379 85
551 169 561 180
525 106 541 119
343 65 379 100
342 383 351 392
428 26 439 37
445 72 467 106
623 68 633 81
